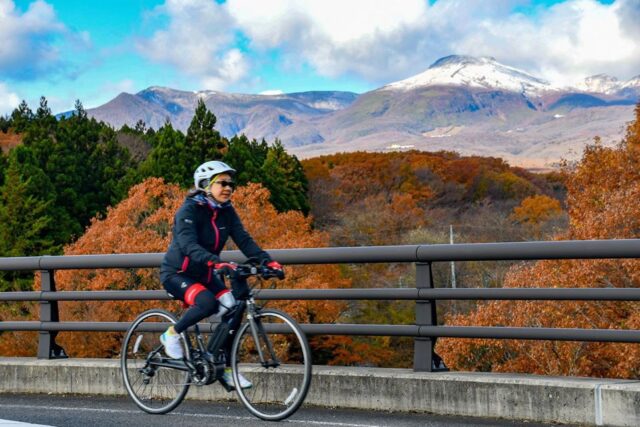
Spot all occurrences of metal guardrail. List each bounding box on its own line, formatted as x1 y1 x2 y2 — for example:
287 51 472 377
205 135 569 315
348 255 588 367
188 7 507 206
1 239 640 371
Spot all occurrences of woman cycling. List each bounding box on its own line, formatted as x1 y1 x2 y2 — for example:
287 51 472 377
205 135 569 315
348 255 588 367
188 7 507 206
159 160 283 388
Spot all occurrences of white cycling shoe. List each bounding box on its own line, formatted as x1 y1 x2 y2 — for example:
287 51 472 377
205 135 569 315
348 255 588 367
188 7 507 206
160 330 184 359
222 367 253 389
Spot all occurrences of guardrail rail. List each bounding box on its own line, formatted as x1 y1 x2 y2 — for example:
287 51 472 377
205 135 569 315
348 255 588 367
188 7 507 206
1 239 640 371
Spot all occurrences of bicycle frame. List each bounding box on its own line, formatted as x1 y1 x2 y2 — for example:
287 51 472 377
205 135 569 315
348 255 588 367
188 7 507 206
245 298 281 369
122 262 311 420
144 291 277 385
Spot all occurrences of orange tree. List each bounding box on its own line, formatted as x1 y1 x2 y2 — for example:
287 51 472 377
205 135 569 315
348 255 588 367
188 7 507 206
223 182 354 364
437 103 640 378
0 178 351 361
303 150 567 367
510 194 565 240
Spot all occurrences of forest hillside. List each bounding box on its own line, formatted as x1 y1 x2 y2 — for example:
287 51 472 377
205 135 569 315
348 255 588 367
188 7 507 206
2 95 638 376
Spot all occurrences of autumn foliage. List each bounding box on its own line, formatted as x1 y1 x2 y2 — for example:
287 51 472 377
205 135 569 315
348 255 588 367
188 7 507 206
303 150 563 246
301 150 567 367
0 130 21 153
438 103 640 378
510 194 564 239
0 178 350 361
511 195 562 226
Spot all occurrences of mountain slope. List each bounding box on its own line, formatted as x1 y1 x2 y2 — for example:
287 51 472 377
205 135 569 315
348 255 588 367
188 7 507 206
383 55 553 95
575 74 640 98
283 56 638 165
86 88 358 141
84 55 638 168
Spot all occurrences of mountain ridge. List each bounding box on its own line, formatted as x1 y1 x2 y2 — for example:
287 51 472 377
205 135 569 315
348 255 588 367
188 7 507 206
382 55 552 95
82 55 639 168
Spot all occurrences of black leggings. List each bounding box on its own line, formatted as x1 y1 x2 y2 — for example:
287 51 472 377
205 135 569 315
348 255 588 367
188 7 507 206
174 290 218 333
162 273 223 334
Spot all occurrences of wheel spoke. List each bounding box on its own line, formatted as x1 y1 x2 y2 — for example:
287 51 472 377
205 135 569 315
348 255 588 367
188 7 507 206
231 309 312 421
121 310 190 414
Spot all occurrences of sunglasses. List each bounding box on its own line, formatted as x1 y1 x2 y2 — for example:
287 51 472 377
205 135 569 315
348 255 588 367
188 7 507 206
213 180 235 189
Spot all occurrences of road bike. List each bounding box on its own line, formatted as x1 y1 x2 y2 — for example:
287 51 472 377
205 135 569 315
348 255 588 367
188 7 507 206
120 262 312 421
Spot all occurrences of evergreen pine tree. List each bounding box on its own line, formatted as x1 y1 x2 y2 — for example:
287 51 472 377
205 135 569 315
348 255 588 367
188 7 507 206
137 120 190 186
223 135 268 185
0 148 60 292
134 119 147 134
0 147 58 257
0 97 133 258
261 140 309 214
36 96 52 121
10 100 33 133
92 125 136 205
0 115 10 133
73 99 87 119
185 98 226 166
25 97 57 151
0 151 6 187
54 110 132 235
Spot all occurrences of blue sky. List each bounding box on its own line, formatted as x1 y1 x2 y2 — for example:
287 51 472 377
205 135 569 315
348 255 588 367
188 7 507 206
0 0 636 114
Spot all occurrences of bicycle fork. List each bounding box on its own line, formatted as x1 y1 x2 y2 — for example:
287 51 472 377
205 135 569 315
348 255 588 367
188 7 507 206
247 305 280 369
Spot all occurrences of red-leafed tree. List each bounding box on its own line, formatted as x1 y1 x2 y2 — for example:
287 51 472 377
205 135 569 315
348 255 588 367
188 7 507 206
0 179 351 361
437 103 640 378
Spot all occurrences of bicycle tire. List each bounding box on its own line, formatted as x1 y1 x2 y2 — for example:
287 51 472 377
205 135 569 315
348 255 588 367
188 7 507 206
121 309 190 414
231 309 312 421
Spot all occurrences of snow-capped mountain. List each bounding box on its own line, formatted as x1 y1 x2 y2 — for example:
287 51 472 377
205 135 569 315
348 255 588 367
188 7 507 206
384 55 553 95
619 76 640 98
383 55 640 99
574 74 640 97
83 54 638 168
626 76 640 89
575 74 621 94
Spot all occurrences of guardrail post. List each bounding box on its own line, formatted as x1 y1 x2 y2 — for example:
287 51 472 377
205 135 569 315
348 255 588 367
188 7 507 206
38 270 67 359
414 262 447 372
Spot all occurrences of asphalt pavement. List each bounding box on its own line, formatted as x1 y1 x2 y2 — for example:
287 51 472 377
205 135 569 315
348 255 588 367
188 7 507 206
0 393 568 427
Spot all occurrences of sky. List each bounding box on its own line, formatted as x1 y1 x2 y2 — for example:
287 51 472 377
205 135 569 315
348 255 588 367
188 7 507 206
0 0 638 115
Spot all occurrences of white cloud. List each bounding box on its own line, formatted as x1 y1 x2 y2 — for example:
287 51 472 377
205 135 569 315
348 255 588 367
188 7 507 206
453 0 640 86
228 0 429 46
0 82 20 115
226 0 432 82
200 49 250 90
227 0 639 86
137 0 250 90
0 0 70 80
140 0 640 89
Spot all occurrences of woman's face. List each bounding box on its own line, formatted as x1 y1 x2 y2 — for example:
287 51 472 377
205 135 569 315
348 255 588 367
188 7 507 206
208 173 234 203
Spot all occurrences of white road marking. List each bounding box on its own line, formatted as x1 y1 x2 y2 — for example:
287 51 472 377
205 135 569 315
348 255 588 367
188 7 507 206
0 404 383 427
0 420 53 427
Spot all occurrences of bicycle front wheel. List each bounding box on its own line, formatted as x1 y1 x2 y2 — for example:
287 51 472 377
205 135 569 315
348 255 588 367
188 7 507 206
231 309 312 421
120 309 190 414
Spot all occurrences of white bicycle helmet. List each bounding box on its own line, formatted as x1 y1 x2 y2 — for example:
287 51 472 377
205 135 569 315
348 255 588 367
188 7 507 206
193 160 236 191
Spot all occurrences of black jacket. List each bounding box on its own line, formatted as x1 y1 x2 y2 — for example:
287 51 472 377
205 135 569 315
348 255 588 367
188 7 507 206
160 194 271 282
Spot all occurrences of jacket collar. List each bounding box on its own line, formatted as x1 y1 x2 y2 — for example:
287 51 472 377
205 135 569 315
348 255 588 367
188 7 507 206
190 193 231 210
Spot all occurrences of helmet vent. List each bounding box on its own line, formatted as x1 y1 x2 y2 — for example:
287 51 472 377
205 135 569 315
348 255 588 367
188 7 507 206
193 160 236 190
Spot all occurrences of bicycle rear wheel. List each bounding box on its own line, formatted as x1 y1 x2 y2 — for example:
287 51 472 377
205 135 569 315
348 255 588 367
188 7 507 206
231 309 312 421
121 309 190 414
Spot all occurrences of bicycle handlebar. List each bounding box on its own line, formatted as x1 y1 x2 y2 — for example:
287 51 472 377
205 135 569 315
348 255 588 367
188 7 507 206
215 263 285 281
